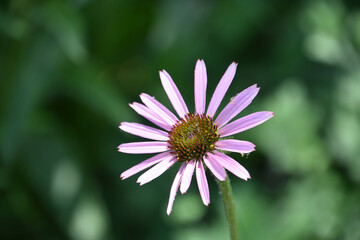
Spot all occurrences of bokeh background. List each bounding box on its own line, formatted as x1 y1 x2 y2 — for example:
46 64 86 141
1 0 360 239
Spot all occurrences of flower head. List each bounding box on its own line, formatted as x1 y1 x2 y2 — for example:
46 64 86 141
118 60 273 215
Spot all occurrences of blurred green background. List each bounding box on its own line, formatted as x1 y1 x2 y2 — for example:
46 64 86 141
1 0 360 239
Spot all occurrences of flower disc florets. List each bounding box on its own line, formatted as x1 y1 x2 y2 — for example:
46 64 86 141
168 113 219 162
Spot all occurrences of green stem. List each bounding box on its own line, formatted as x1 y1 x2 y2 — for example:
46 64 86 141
217 176 239 240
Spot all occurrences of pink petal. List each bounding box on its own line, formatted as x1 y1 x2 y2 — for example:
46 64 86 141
120 152 171 180
206 62 238 118
137 156 176 185
196 160 210 206
214 84 260 128
218 111 274 137
213 151 250 180
159 70 189 118
167 163 186 215
140 93 178 126
118 141 168 154
130 102 172 131
203 153 226 181
194 59 207 114
119 122 169 141
180 160 196 194
216 139 255 154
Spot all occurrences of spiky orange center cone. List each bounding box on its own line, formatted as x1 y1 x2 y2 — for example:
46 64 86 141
167 113 219 162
